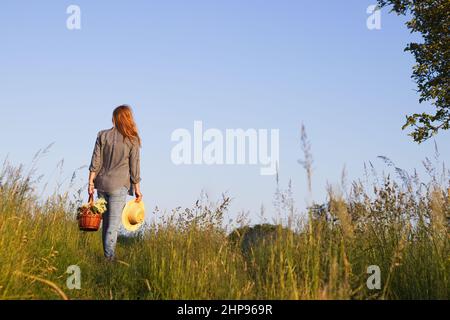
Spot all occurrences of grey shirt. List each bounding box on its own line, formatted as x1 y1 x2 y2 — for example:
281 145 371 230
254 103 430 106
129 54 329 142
89 127 141 195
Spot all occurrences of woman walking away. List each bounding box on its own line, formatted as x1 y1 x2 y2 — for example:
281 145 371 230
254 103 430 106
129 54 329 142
88 105 143 261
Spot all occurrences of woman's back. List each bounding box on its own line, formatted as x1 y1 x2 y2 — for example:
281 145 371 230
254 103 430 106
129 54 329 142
90 127 141 195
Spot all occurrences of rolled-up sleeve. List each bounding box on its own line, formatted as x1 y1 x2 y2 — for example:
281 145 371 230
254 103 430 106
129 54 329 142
89 132 103 173
129 142 141 184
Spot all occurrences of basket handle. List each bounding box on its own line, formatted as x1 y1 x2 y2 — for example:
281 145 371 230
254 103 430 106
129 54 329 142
88 194 94 205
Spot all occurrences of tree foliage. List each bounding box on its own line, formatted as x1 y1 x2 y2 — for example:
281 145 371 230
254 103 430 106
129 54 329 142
377 0 449 142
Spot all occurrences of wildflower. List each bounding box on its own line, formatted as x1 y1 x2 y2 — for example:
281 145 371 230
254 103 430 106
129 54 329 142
77 198 108 218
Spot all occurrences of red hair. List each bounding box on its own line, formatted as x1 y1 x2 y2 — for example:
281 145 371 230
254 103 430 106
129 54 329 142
113 105 141 147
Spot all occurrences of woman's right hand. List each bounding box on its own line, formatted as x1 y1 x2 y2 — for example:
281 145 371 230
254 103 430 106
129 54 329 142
135 190 143 203
134 183 143 202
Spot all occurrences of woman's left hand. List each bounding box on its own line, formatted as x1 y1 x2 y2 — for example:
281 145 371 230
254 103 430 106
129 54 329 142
88 183 95 197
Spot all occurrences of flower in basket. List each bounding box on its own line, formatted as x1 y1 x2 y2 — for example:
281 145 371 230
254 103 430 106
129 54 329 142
77 198 108 219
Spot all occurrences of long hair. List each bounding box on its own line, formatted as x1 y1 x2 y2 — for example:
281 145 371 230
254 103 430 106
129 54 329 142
113 105 141 147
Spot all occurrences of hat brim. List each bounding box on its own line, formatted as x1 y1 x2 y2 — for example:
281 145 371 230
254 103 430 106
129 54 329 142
122 200 145 232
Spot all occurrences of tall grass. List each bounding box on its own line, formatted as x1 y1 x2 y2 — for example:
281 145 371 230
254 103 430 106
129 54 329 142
0 155 448 300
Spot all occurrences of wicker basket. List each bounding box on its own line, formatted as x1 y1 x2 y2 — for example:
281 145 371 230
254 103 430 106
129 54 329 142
78 195 103 232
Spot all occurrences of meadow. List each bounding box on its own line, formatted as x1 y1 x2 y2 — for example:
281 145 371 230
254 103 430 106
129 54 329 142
0 149 449 300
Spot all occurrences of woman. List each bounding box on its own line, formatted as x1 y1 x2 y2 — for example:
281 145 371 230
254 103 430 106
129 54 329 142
88 105 143 261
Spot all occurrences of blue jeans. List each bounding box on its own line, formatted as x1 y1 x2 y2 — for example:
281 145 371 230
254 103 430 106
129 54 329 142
97 187 128 259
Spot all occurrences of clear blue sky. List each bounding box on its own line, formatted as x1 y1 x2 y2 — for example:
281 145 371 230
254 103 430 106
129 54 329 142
1 1 448 221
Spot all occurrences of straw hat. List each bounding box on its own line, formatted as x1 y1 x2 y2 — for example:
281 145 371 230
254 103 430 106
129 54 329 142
122 200 145 232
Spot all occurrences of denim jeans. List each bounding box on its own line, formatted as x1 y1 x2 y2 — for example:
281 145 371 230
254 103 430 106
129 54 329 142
97 187 128 259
